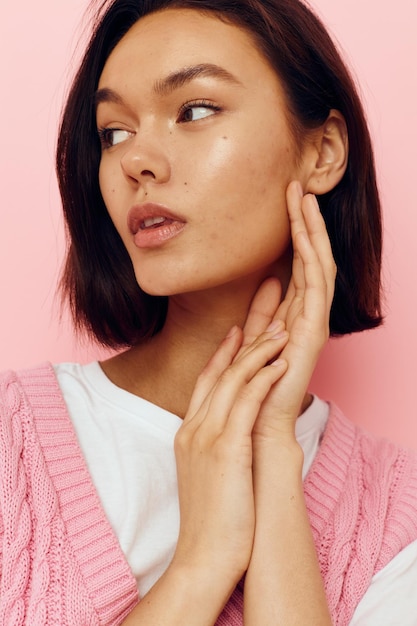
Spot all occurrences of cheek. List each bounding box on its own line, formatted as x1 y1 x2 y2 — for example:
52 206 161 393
98 161 124 227
195 135 293 230
99 161 115 202
191 125 295 198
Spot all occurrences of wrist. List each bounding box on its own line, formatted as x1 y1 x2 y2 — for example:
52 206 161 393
252 440 305 518
167 558 240 615
170 550 243 596
121 560 237 626
253 437 304 476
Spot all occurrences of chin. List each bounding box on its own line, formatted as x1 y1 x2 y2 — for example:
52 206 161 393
136 273 221 298
135 273 184 297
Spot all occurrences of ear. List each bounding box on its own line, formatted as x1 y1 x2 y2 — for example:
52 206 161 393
303 110 348 195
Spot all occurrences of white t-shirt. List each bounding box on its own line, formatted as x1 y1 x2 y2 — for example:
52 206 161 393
55 361 417 625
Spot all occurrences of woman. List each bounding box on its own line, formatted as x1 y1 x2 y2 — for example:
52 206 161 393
1 0 416 624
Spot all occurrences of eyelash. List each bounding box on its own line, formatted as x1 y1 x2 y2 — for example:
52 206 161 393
97 99 222 148
177 99 222 123
97 128 128 150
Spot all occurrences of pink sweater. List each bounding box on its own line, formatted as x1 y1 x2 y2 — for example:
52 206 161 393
1 363 417 625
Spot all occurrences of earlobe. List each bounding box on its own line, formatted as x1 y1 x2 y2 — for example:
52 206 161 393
305 110 348 195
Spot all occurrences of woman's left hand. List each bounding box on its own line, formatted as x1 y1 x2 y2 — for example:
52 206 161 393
242 181 335 625
239 180 336 445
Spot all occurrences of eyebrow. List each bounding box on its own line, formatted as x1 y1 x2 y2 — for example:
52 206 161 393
153 63 243 96
95 87 124 108
95 63 242 107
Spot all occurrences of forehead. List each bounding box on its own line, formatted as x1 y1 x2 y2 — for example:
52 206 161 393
99 8 281 92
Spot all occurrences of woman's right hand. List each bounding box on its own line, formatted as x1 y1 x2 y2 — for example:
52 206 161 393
172 322 289 586
121 325 289 626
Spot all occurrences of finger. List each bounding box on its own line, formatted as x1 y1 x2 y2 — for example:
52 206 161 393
299 193 337 306
185 326 243 422
276 278 295 323
287 184 336 306
277 184 336 324
286 181 307 239
286 181 310 292
291 196 335 329
239 278 283 352
233 318 287 366
291 229 328 331
277 225 331 360
275 181 307 322
207 355 288 438
193 331 289 435
224 358 288 438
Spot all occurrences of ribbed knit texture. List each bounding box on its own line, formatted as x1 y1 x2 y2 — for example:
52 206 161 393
1 363 417 625
0 364 138 625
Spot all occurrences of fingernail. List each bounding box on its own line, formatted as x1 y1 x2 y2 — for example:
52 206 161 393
271 358 287 368
226 325 239 338
310 194 320 211
266 320 283 333
295 181 304 197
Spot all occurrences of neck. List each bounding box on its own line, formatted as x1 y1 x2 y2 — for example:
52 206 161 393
102 269 289 417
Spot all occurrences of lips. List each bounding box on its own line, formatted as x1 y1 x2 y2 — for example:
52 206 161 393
127 203 186 248
141 216 171 229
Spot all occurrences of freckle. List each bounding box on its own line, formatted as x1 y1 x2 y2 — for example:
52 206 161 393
222 136 228 140
184 182 188 186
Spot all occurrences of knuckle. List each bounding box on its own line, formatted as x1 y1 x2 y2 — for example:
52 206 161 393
174 425 191 452
218 366 238 386
237 386 262 409
196 362 213 383
211 434 227 456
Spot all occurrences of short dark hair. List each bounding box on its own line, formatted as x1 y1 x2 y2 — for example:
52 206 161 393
57 0 383 347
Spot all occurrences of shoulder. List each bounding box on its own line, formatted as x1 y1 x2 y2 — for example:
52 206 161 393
319 403 417 501
0 362 68 453
0 362 61 397
316 403 417 471
305 402 417 544
0 362 64 419
327 403 417 474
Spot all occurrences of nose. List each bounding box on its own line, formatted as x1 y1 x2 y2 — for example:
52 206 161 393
120 132 171 186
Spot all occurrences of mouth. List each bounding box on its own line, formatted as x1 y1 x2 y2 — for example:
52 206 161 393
127 203 186 248
140 216 175 230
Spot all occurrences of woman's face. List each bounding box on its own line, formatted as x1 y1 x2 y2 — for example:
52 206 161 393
97 8 308 297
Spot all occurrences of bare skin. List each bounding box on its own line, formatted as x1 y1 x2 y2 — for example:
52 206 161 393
102 186 334 626
96 8 347 624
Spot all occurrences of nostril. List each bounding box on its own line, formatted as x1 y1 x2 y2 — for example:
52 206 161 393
141 169 156 178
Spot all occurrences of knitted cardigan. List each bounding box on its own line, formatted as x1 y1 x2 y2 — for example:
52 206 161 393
1 364 417 626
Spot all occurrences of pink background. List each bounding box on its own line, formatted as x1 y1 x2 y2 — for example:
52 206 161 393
1 0 416 446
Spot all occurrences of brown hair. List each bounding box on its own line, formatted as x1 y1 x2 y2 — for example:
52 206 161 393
57 0 383 347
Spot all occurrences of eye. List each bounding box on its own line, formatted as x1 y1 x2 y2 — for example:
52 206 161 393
177 100 221 123
98 128 133 149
